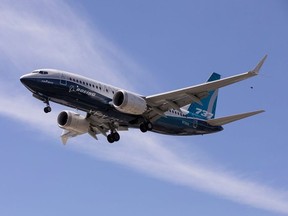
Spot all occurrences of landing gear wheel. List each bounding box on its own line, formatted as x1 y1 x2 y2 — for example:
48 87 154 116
107 132 120 143
43 98 51 113
140 123 148 133
112 132 120 142
44 106 52 113
107 134 114 143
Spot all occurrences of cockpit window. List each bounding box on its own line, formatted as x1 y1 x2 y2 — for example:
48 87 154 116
32 70 48 74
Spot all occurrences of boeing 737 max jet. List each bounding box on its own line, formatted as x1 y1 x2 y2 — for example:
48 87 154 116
20 55 267 144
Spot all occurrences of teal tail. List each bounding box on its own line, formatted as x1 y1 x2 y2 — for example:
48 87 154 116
186 73 221 120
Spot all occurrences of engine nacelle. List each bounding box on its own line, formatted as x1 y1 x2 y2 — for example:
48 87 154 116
57 111 89 134
113 90 147 115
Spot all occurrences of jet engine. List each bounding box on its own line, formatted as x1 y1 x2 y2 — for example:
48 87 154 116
57 111 89 134
113 90 147 115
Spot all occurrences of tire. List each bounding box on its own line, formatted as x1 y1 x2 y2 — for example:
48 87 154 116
140 123 148 133
107 134 114 143
44 106 51 113
112 132 120 142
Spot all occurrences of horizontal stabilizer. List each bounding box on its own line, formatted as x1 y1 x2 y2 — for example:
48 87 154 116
206 110 265 126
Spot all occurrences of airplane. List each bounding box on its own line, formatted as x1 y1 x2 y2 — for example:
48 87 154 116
20 55 267 144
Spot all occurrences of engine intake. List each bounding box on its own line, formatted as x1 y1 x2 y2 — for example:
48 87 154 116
57 111 89 134
113 90 147 115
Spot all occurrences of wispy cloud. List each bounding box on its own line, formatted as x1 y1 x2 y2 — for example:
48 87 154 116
0 0 148 90
0 0 287 215
1 93 288 215
76 137 288 215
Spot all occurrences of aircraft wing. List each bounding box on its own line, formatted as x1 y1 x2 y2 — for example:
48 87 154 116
87 111 129 135
145 55 267 120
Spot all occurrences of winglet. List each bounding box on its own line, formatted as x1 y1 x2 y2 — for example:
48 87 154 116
250 55 268 75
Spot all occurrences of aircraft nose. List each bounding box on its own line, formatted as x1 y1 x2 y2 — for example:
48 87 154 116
20 74 30 85
20 75 26 83
20 73 36 90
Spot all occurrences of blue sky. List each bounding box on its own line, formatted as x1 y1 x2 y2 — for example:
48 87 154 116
0 0 288 215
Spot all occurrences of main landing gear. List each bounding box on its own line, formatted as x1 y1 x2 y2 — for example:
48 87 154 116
107 131 120 143
140 122 153 133
106 121 153 143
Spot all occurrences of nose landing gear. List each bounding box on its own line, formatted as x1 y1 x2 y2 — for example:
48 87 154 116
43 99 51 113
32 93 52 113
44 105 52 113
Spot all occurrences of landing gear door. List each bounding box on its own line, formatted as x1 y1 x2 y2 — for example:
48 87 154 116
60 73 67 86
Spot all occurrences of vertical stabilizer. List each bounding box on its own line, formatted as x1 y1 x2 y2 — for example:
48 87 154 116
186 73 221 120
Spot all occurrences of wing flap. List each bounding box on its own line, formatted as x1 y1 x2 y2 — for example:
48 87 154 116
206 110 265 126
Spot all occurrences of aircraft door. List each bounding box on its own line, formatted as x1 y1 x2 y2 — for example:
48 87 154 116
60 73 67 86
